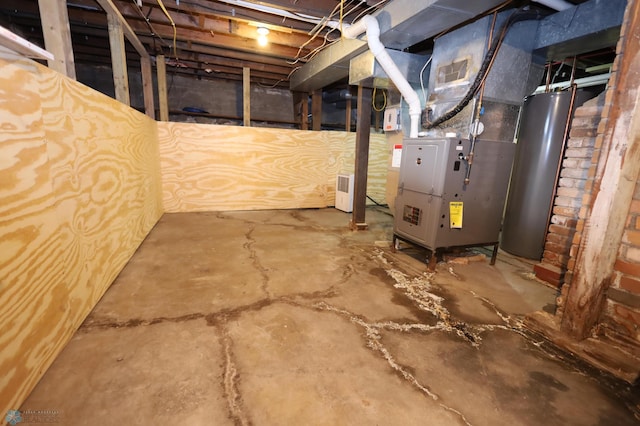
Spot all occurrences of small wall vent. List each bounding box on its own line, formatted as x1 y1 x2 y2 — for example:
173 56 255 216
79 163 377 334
335 174 354 212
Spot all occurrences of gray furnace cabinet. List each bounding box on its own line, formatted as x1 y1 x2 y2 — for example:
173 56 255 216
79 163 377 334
393 137 515 266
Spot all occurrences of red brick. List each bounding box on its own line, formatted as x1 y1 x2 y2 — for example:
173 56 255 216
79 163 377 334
567 137 597 148
609 302 640 340
630 200 640 214
534 263 565 288
553 206 579 217
635 216 640 230
571 240 582 256
547 234 571 246
576 220 584 232
567 258 576 271
564 147 595 159
614 259 640 277
545 240 571 253
598 117 610 135
625 247 640 263
548 224 575 236
570 127 598 138
622 229 640 246
557 187 583 198
619 275 640 295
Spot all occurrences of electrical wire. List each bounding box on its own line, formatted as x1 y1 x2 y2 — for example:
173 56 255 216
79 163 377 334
372 87 387 112
419 56 433 104
130 0 172 50
155 0 178 59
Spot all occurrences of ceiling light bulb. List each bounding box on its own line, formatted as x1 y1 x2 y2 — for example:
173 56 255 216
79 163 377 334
257 27 270 36
257 34 269 46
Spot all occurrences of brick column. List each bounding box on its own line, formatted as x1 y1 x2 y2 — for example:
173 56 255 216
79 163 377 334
534 94 605 287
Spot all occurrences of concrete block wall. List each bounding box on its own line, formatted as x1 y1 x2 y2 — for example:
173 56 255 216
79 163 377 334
534 93 605 287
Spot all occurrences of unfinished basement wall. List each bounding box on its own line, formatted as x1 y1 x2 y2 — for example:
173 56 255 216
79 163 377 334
0 48 163 416
76 64 295 126
158 122 389 212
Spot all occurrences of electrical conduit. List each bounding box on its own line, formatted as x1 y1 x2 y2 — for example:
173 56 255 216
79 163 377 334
342 15 422 138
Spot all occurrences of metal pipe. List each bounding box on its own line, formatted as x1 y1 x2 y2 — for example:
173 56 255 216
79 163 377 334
533 72 611 94
545 62 552 93
343 15 421 138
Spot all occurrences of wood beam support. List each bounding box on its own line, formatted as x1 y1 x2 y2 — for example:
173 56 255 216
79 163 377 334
243 67 251 127
94 0 148 58
350 85 373 231
157 55 169 121
345 88 352 132
301 98 309 130
140 56 155 119
107 13 130 105
561 0 640 339
312 89 322 131
37 0 76 78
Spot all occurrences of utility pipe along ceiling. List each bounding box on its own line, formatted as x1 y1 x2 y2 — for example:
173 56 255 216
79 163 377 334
0 0 607 89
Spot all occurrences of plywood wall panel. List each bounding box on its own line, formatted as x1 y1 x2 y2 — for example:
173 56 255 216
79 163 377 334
0 49 70 417
159 122 389 212
0 47 163 416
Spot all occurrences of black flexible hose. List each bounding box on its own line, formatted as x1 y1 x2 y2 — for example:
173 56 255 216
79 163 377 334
425 6 542 129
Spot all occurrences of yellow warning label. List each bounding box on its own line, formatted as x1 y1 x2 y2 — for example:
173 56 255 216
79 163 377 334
449 202 463 229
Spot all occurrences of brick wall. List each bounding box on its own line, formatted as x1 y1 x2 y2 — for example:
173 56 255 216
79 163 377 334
534 93 605 287
605 183 640 343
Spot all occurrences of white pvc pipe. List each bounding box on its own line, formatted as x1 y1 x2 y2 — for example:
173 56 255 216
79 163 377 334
343 15 422 138
533 0 574 11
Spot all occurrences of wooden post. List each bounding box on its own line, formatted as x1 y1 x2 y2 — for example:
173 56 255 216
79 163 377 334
561 0 640 339
157 55 169 121
140 56 155 119
350 85 373 231
345 89 352 132
243 67 251 127
301 96 309 130
312 89 322 131
37 0 76 78
107 13 130 105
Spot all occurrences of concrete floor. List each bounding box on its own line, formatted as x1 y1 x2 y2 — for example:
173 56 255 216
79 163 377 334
21 208 639 425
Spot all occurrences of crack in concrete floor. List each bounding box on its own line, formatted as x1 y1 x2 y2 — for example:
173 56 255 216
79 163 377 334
244 226 272 299
25 210 640 425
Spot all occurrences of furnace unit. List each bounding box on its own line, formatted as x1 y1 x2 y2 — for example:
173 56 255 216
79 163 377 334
393 137 515 267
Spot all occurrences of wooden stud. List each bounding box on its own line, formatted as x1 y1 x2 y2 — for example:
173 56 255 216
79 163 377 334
351 85 373 231
95 0 148 58
140 56 155 119
312 89 322 131
243 67 250 127
345 88 352 132
107 13 130 105
157 55 169 121
300 96 309 130
37 0 76 78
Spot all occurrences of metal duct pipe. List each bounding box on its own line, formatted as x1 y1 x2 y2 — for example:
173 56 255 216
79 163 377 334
534 0 574 11
343 15 422 138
